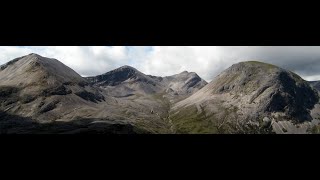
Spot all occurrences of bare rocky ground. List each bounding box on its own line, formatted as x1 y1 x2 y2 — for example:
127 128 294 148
0 54 207 134
1 54 320 134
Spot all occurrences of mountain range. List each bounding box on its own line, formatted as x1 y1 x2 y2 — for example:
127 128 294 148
0 54 319 134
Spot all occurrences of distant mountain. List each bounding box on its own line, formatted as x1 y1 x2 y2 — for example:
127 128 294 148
86 66 207 99
309 81 320 91
86 65 164 96
155 71 208 96
170 61 320 134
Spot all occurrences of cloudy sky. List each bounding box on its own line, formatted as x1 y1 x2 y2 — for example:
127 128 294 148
0 46 319 82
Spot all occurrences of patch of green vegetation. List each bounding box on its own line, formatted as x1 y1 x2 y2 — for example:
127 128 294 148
151 92 165 101
307 125 320 134
171 103 276 134
133 118 172 134
150 92 171 108
170 105 222 134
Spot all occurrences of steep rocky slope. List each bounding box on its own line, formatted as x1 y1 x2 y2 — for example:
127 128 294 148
171 61 320 134
0 54 106 123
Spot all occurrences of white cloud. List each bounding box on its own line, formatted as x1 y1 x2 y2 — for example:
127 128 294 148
1 46 320 82
134 46 320 82
0 46 33 63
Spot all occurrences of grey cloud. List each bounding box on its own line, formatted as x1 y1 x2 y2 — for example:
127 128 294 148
227 46 320 80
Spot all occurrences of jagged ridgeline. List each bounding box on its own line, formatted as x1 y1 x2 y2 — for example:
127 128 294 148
86 65 207 97
0 54 320 134
0 53 207 134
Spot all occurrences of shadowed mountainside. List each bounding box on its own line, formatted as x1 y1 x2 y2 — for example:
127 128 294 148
0 110 145 134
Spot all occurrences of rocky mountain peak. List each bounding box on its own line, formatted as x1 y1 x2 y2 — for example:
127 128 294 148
118 65 137 70
214 61 318 120
0 54 87 88
172 61 319 133
86 65 157 88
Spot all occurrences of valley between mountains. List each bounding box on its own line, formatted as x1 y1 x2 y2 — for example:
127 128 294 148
1 53 320 134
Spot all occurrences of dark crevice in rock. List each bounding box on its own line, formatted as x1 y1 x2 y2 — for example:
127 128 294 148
42 85 72 96
20 94 37 104
39 100 59 114
75 91 105 103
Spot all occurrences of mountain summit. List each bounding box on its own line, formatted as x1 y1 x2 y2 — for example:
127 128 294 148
0 53 86 87
161 71 208 95
171 61 319 133
0 54 104 123
86 66 207 97
87 65 158 87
